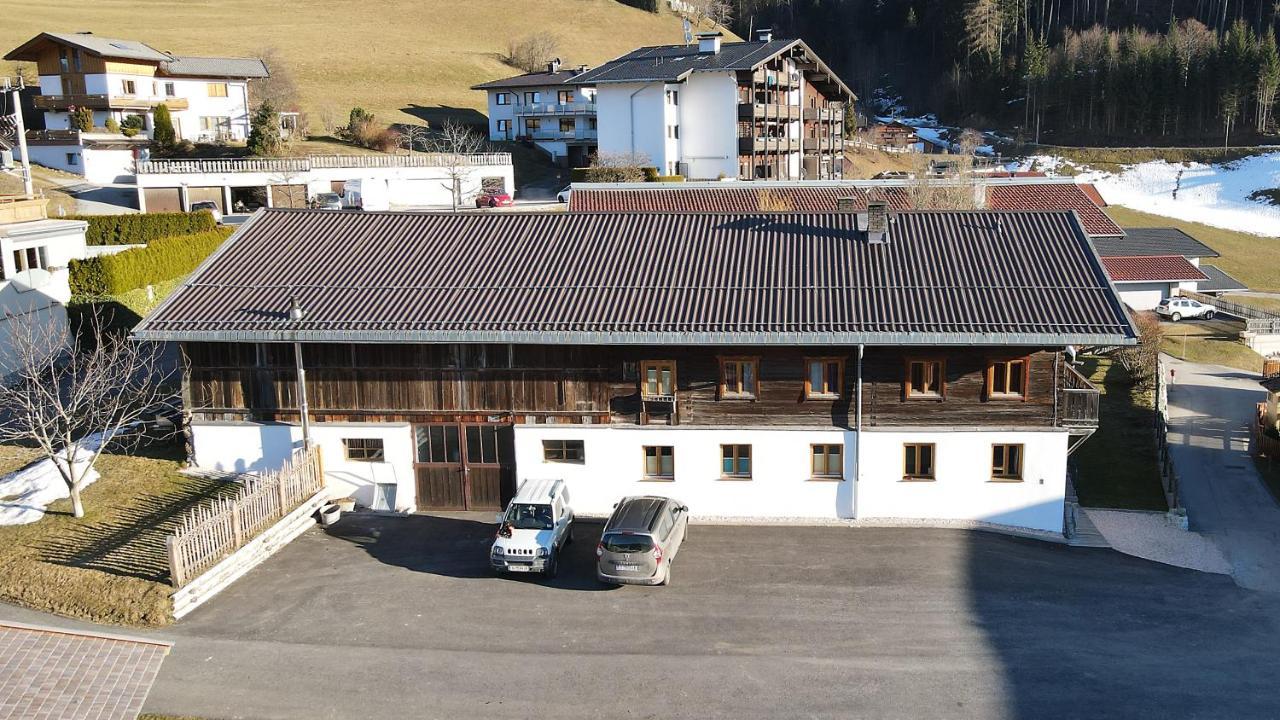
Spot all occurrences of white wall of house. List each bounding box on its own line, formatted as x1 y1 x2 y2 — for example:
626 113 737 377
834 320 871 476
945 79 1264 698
21 141 137 183
514 425 854 519
856 429 1068 533
1116 281 1179 311
0 218 87 375
597 82 668 168
678 73 738 179
134 160 515 211
189 421 418 512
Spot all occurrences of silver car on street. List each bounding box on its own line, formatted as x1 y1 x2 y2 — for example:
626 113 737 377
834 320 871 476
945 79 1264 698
596 495 689 586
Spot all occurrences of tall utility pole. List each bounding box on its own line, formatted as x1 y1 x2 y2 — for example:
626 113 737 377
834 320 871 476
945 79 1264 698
288 296 311 449
2 77 34 198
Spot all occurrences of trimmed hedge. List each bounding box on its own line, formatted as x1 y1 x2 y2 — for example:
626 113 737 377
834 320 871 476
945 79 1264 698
70 211 217 246
570 166 662 183
70 227 233 296
654 175 686 183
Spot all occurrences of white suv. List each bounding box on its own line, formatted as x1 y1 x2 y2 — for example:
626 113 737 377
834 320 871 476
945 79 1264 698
490 478 574 578
1155 297 1217 322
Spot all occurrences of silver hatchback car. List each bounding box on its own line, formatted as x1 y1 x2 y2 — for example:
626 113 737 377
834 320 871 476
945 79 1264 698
596 495 689 586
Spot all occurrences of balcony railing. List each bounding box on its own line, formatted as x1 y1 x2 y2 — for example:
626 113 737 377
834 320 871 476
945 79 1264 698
521 129 598 142
1058 363 1101 428
738 103 802 119
803 106 845 121
33 93 188 111
751 69 800 87
514 102 596 116
136 152 514 175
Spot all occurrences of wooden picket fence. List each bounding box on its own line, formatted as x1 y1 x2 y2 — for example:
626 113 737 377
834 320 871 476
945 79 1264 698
166 447 323 588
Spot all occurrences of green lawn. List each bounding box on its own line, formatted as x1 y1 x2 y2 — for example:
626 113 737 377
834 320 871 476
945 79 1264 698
0 440 239 626
1105 206 1280 292
1159 318 1264 373
1070 357 1168 510
1223 293 1280 315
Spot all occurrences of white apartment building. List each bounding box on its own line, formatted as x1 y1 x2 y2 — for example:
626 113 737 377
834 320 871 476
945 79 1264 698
472 60 597 167
574 31 852 180
5 32 268 182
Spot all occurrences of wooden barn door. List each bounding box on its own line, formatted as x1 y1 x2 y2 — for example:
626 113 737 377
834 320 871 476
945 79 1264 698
414 423 514 511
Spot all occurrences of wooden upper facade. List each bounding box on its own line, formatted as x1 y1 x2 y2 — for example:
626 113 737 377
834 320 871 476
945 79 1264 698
183 342 1098 430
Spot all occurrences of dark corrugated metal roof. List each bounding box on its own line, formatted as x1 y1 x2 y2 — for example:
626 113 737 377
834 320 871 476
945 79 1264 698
1100 255 1208 283
1093 227 1218 259
134 209 1135 346
471 69 590 90
1198 264 1248 292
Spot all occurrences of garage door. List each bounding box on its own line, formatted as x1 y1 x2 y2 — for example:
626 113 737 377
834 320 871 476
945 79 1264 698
413 423 514 511
1117 283 1172 312
187 186 225 213
143 187 182 214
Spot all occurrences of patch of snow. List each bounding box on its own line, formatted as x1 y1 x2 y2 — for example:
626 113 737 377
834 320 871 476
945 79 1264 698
0 432 113 525
1074 153 1280 236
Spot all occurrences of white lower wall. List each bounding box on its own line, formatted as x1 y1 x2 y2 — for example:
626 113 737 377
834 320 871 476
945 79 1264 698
22 144 136 184
856 430 1068 533
189 421 1069 533
190 421 416 512
514 425 854 519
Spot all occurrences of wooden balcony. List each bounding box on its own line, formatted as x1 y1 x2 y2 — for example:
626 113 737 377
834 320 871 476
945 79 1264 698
33 94 189 111
1058 363 1100 428
738 103 801 120
738 136 798 153
0 196 48 224
803 106 845 122
751 69 800 88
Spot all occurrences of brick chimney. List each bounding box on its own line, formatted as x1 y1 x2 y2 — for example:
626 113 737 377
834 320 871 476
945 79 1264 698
697 32 722 54
835 196 859 213
866 200 890 244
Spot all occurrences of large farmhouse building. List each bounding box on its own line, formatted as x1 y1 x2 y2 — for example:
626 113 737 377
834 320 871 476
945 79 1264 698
135 207 1133 535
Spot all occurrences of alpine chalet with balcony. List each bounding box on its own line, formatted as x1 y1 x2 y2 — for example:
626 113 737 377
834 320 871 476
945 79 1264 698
472 60 597 167
5 31 268 182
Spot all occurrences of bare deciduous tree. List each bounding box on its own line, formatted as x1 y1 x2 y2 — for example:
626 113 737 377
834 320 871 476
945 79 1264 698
1116 310 1165 388
426 119 488 211
684 0 734 27
0 313 174 518
396 124 431 154
504 33 561 74
586 151 651 182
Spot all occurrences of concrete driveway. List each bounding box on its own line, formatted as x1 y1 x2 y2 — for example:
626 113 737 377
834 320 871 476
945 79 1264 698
1164 357 1280 592
3 514 1272 719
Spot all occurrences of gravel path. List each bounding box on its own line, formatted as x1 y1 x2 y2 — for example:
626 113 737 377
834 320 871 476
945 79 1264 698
1085 508 1231 575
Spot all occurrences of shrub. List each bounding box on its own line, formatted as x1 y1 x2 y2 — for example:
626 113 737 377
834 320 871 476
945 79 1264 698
71 106 93 132
105 117 120 134
70 228 233 296
120 114 145 138
247 101 283 156
504 33 560 73
654 175 686 183
642 166 660 182
70 212 217 246
152 104 176 148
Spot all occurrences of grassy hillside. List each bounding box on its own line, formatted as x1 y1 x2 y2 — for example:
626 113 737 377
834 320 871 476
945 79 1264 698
1 0 718 126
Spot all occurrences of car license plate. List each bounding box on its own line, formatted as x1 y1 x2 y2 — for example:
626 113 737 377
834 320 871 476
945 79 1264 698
615 563 639 571
507 564 530 572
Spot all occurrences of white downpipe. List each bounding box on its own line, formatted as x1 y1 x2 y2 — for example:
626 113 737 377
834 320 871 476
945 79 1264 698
854 343 863 518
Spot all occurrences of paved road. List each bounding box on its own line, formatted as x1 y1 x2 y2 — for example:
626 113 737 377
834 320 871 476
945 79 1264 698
4 518 1279 719
1164 357 1280 592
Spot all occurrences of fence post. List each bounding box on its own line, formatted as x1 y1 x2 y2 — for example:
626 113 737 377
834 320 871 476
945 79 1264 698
166 536 184 588
231 501 243 547
277 465 290 518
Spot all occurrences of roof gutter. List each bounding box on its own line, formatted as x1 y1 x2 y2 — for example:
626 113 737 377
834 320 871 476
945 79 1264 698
132 328 1137 347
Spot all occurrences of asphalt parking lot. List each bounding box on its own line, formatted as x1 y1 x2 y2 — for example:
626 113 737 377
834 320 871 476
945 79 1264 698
141 512 1280 719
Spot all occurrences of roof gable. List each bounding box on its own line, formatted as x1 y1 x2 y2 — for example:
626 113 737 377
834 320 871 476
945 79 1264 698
135 209 1134 347
985 183 1123 237
5 32 170 63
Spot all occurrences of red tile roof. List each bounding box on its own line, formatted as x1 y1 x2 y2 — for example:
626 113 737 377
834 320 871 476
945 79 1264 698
1100 255 1209 283
1078 183 1107 206
569 186 914 213
985 183 1123 237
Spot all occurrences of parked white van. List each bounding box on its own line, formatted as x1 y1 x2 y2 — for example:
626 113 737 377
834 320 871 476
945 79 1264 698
342 178 390 211
490 478 574 578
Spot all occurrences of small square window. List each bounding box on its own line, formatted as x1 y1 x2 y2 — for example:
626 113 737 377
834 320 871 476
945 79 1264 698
343 438 385 462
207 82 229 98
811 444 843 479
65 152 79 166
903 443 935 480
719 357 759 399
805 357 844 399
905 360 945 399
992 444 1023 481
542 439 585 463
640 360 676 398
495 92 510 105
721 444 752 479
559 118 575 133
987 359 1028 399
643 446 674 480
